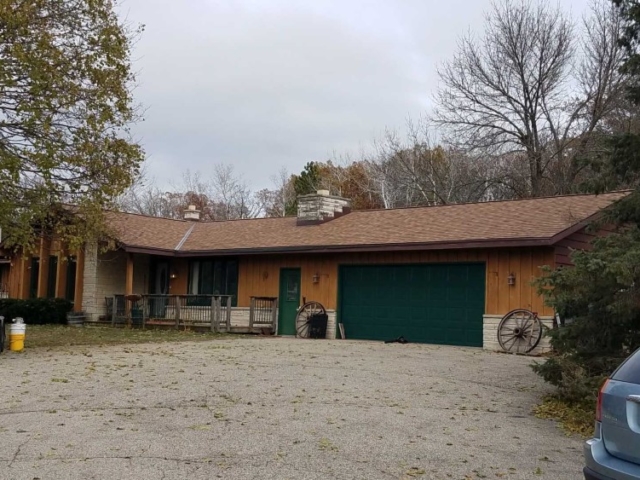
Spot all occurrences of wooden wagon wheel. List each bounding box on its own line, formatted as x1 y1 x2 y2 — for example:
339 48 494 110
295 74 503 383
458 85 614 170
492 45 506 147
295 301 326 338
497 309 543 354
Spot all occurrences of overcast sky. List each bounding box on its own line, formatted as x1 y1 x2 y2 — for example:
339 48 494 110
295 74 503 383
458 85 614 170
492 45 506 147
120 0 592 191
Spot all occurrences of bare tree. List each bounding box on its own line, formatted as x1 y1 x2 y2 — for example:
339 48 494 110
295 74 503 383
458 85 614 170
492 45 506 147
434 0 626 197
259 167 295 217
208 164 259 219
117 186 184 218
116 167 183 218
117 164 261 220
364 122 498 208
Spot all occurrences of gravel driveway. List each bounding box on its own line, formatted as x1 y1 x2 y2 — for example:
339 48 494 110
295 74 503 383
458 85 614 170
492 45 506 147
0 337 584 479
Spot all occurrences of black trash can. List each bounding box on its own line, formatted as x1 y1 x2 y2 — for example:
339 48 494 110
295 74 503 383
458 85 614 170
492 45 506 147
131 307 143 326
308 313 328 339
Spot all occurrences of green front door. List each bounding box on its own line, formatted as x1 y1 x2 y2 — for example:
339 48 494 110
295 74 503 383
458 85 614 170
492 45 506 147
339 263 486 347
278 268 301 335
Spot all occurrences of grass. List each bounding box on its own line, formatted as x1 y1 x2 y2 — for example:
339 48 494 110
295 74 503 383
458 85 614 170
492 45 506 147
533 396 595 438
17 325 228 349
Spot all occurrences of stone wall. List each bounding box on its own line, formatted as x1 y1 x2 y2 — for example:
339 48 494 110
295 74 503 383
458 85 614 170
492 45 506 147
483 314 554 355
83 247 149 322
81 242 99 320
326 310 337 339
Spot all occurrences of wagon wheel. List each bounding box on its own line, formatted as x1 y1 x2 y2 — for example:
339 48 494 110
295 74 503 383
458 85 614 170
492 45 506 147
497 309 543 354
295 301 326 338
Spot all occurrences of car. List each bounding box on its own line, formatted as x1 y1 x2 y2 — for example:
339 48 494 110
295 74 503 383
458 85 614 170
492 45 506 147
584 347 640 480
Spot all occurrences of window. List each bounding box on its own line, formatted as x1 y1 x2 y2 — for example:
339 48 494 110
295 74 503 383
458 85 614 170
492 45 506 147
47 256 58 298
65 256 77 303
612 347 640 384
188 258 238 306
29 257 40 298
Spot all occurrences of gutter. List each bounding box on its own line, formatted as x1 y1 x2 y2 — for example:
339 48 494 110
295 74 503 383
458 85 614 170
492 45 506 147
119 236 558 257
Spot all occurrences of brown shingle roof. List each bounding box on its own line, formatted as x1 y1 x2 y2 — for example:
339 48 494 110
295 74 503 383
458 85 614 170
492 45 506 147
107 211 192 252
111 192 628 255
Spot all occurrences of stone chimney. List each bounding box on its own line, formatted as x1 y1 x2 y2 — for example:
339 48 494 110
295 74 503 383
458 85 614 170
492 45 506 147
297 190 351 225
183 205 201 221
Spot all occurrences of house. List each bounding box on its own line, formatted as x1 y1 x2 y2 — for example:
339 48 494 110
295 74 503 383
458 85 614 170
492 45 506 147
2 190 627 353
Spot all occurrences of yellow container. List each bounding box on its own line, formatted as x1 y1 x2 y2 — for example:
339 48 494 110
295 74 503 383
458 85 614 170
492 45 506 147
9 333 25 351
9 323 26 352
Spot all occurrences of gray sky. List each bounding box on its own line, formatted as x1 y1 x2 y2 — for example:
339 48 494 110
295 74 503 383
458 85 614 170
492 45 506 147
121 0 591 191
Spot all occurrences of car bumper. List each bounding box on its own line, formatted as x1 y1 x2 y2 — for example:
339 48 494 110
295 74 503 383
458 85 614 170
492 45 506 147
584 466 616 480
585 437 640 480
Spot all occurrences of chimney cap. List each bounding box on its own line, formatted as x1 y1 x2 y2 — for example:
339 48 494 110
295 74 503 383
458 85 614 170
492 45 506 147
183 205 201 221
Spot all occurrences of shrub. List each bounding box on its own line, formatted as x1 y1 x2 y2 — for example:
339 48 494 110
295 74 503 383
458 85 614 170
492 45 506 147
533 229 640 406
0 298 73 325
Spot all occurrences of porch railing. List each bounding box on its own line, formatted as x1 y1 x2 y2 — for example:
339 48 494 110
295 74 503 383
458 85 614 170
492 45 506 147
108 294 233 332
249 297 278 329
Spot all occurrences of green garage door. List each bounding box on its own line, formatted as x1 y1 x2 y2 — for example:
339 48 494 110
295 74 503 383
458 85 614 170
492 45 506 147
339 263 486 347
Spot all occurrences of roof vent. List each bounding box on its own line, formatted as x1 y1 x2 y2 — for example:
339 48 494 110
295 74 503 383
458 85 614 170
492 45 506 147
297 191 351 225
183 205 201 222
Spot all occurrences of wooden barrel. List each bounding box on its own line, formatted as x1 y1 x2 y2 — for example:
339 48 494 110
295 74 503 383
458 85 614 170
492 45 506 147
66 312 86 327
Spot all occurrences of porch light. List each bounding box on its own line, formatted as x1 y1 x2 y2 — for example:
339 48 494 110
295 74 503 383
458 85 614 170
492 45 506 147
312 273 320 284
170 271 177 280
507 273 516 286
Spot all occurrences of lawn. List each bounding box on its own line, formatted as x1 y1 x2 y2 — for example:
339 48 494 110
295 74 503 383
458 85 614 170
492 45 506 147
13 324 227 349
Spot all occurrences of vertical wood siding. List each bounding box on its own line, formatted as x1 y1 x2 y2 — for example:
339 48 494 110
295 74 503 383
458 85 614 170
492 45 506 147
233 247 555 316
4 239 85 309
4 243 556 318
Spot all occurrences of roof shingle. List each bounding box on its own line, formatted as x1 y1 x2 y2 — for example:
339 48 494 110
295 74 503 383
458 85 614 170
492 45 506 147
109 192 628 255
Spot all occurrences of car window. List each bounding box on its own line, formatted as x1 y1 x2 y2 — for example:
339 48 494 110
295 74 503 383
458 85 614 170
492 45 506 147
612 348 640 384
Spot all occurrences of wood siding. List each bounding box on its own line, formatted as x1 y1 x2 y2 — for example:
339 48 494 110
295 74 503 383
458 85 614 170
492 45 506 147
0 240 556 315
4 244 556 317
3 240 85 308
231 247 556 316
554 225 614 267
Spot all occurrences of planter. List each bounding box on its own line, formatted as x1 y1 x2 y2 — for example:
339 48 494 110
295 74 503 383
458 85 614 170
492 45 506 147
66 312 86 327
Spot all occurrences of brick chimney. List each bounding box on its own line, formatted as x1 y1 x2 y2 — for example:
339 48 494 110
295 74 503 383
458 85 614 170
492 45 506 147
183 205 201 221
297 190 351 225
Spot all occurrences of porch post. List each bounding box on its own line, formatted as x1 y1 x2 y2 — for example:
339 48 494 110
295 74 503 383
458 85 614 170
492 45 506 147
271 297 278 332
55 247 67 299
111 295 117 326
19 254 29 299
73 248 84 312
125 252 134 317
210 296 217 333
249 297 255 329
36 237 50 298
125 252 134 296
175 295 181 329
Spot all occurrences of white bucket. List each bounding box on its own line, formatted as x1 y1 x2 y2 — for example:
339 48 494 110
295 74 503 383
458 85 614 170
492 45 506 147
10 323 26 335
9 321 26 351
